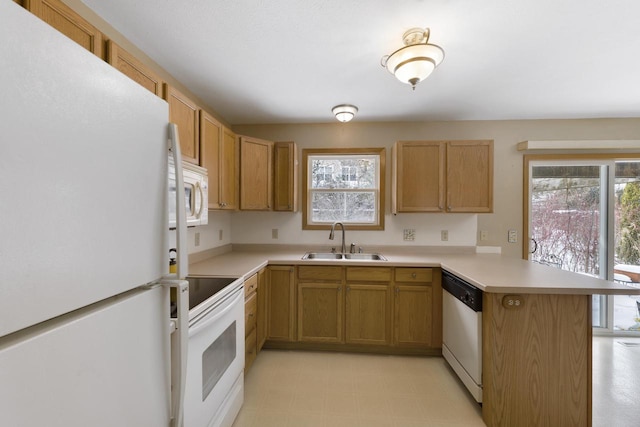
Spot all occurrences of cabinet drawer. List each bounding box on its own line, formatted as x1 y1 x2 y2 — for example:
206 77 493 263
395 268 433 283
245 273 258 298
298 266 342 281
245 328 257 372
346 267 392 282
245 292 257 336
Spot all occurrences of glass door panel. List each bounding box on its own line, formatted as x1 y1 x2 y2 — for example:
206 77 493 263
613 161 640 331
529 162 608 327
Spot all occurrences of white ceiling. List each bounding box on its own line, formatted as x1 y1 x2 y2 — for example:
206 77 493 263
81 0 640 125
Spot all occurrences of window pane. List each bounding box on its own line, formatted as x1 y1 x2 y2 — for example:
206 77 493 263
310 156 377 189
311 191 376 223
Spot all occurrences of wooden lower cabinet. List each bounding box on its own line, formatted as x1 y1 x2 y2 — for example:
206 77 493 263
345 267 391 346
266 265 296 341
256 268 267 351
393 267 440 348
244 274 258 373
297 282 342 343
345 284 390 345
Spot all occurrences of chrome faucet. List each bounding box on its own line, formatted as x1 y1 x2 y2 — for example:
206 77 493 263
329 222 346 254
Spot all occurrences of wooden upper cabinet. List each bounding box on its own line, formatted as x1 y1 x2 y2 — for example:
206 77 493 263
106 40 164 96
239 136 273 210
200 111 238 210
392 140 493 213
446 140 493 213
273 141 298 212
393 141 445 213
26 0 104 58
164 84 199 164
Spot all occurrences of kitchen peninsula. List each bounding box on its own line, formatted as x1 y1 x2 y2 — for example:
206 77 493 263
190 246 640 427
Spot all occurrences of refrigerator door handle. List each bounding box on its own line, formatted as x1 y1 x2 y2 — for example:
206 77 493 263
168 123 188 280
161 279 189 427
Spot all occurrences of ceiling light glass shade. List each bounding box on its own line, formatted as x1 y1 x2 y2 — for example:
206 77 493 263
332 104 358 122
382 28 445 90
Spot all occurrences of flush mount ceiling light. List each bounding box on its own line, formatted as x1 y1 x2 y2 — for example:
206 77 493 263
381 27 445 90
332 104 358 122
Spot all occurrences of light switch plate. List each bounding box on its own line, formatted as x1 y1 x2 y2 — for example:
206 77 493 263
508 229 518 243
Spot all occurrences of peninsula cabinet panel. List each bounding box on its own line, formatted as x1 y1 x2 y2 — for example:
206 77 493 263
266 266 295 342
482 293 591 427
26 0 104 58
106 40 163 96
446 140 493 213
239 136 273 210
345 284 390 345
201 111 238 210
164 84 199 164
273 141 298 211
297 283 343 343
392 141 445 213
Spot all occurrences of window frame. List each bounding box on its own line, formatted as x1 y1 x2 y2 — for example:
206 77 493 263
302 147 386 230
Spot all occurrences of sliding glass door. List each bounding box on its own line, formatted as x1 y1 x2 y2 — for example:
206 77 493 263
526 156 640 333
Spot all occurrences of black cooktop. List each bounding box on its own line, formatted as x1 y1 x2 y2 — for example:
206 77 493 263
186 276 240 310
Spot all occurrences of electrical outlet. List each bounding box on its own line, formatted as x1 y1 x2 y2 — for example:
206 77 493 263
508 229 518 243
502 295 524 309
195 232 200 247
403 229 415 241
480 230 488 241
272 228 279 239
441 230 449 241
219 229 223 241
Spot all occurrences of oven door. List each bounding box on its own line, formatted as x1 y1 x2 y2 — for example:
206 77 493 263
184 285 244 427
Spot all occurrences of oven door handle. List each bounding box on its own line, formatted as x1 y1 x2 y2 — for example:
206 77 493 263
189 288 244 336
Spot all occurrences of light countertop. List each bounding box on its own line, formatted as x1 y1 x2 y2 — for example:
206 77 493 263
188 246 640 295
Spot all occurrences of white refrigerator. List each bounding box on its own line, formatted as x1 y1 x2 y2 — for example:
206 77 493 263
0 2 188 426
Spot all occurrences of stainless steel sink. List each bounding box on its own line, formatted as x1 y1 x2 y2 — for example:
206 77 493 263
301 252 344 260
343 253 387 261
301 252 386 261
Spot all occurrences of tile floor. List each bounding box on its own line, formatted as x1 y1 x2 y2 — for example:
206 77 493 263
232 336 640 427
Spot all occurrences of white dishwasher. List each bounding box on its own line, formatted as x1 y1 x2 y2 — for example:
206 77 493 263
442 270 483 403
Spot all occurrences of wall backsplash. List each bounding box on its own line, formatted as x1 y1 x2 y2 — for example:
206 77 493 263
230 211 477 248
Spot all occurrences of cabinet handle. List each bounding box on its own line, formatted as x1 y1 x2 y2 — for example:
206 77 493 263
411 273 417 279
395 286 399 295
447 205 452 211
338 286 342 292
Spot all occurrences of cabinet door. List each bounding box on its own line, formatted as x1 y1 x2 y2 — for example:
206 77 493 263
164 84 199 164
273 141 297 211
345 284 390 345
26 0 104 58
394 284 432 347
392 141 445 213
200 111 223 208
106 40 163 96
446 140 493 213
256 268 267 352
240 136 273 210
220 127 238 210
266 266 295 341
297 282 343 343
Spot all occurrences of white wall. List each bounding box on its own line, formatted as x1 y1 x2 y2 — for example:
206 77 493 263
229 211 478 249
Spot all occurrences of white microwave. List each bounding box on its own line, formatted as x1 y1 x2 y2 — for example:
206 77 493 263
169 158 208 228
